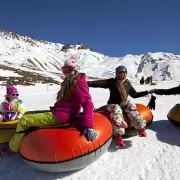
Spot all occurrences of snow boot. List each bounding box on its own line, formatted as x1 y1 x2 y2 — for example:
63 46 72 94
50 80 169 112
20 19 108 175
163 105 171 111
0 147 16 156
139 128 147 137
115 134 125 148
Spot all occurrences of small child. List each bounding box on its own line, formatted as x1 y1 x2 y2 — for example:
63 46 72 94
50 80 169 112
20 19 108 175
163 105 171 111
0 86 26 122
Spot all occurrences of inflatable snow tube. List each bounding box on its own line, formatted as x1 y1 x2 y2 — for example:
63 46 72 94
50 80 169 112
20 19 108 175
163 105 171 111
167 104 180 126
136 103 153 127
20 112 113 173
0 110 55 144
0 120 19 144
123 103 153 137
95 103 153 137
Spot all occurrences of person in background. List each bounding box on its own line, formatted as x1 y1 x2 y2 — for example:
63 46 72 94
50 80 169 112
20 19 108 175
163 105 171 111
88 65 153 148
0 86 26 122
145 76 150 84
0 55 97 155
140 76 145 85
149 76 153 84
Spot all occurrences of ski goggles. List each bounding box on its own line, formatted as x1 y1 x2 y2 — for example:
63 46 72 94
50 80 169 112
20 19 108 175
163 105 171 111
61 66 74 74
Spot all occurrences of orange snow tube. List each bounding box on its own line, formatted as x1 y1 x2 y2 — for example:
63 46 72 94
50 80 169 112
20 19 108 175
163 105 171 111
95 103 153 137
96 103 153 127
123 103 153 137
135 103 153 126
20 112 113 173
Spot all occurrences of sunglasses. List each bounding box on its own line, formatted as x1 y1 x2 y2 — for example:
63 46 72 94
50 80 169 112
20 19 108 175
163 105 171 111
118 71 127 74
61 66 74 74
12 94 19 96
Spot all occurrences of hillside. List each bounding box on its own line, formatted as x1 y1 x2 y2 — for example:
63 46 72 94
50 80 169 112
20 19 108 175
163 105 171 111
0 30 180 85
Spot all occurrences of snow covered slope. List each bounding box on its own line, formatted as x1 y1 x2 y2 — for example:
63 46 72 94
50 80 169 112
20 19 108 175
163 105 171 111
81 53 180 81
0 30 180 83
0 80 180 180
0 30 107 72
137 52 180 81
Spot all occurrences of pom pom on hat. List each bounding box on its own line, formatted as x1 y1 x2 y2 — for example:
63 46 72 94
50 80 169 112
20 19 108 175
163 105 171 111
62 55 79 70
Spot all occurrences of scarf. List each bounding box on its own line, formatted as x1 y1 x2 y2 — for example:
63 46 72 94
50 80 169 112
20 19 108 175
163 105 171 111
57 71 81 100
116 78 128 103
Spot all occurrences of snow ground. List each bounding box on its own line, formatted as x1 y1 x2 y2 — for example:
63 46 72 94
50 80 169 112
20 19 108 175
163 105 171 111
0 69 22 77
0 80 180 180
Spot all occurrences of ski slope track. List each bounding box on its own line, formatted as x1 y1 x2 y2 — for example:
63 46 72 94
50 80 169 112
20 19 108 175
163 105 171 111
0 81 180 180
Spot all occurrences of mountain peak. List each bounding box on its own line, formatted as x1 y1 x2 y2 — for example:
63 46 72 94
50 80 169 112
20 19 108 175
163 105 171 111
0 29 53 46
0 29 180 86
61 43 91 52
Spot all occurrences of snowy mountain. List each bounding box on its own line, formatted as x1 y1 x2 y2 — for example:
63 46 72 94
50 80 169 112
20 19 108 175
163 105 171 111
0 30 107 71
82 52 180 81
137 52 180 81
0 30 180 85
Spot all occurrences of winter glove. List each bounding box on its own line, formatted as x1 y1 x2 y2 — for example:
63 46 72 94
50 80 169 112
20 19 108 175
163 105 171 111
84 128 97 141
147 94 156 110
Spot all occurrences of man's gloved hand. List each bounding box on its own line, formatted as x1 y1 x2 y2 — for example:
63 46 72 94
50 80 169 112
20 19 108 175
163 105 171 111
84 128 97 141
147 94 156 110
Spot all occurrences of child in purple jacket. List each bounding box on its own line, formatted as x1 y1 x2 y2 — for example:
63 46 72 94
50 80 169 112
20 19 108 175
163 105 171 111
0 86 26 122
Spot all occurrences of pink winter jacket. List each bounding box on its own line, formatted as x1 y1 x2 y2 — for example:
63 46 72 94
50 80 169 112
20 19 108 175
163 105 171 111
50 73 94 128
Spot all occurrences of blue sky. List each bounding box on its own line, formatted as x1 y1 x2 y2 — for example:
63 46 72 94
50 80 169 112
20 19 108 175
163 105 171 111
0 0 179 56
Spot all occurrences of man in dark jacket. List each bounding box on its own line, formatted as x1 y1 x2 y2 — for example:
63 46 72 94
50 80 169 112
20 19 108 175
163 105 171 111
140 76 145 84
88 65 152 148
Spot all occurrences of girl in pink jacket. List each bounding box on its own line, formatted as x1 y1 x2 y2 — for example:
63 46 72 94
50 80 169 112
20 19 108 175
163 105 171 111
1 55 97 155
